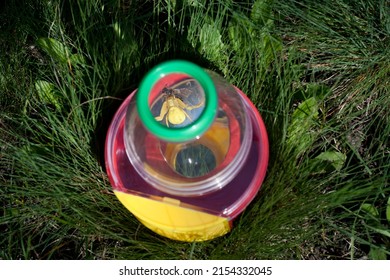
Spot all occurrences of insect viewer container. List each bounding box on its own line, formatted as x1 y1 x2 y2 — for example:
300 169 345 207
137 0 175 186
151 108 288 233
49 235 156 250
105 60 269 241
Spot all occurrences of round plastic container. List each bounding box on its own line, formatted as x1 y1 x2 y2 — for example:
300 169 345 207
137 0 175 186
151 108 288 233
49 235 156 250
105 60 269 241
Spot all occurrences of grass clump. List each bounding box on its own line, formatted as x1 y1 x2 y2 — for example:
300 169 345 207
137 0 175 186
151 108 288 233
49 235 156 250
1 0 389 259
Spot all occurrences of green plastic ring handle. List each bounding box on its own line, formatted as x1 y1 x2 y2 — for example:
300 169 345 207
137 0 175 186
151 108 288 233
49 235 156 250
136 60 217 142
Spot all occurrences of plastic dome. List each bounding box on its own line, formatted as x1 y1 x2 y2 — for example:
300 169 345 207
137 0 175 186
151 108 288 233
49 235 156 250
123 60 252 196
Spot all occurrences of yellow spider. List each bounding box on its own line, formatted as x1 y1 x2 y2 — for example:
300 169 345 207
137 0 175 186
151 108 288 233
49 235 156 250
154 87 204 127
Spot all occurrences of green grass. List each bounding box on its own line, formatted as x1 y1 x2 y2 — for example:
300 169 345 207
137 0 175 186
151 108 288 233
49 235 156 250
1 0 389 259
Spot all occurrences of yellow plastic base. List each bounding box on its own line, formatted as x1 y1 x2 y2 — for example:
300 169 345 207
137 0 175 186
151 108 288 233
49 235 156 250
114 191 231 242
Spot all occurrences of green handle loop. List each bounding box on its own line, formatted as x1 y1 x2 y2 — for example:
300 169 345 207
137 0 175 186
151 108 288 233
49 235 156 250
136 60 217 142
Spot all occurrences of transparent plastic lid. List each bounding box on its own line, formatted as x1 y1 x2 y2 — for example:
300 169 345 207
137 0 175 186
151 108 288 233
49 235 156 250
124 60 252 196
